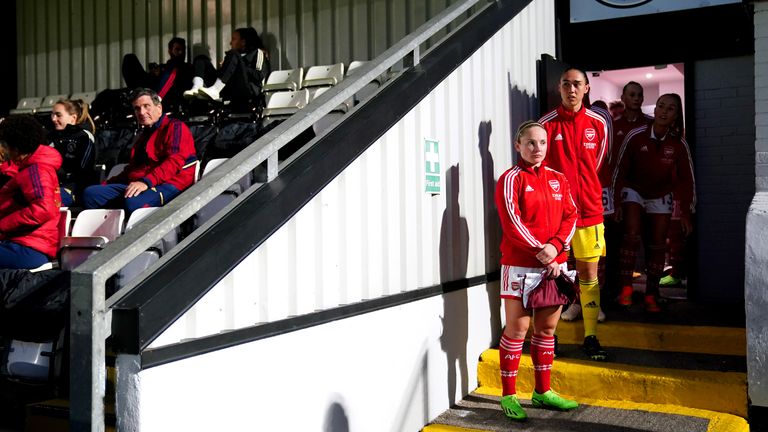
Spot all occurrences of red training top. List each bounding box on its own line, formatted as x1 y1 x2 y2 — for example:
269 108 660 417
539 105 607 227
496 160 577 268
0 145 63 258
612 124 696 216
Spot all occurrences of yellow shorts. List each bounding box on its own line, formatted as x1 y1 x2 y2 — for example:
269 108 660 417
571 223 606 262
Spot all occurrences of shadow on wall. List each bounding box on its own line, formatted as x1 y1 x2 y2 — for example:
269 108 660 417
392 343 430 431
477 121 502 344
262 32 290 70
507 72 539 167
323 401 349 432
439 164 470 407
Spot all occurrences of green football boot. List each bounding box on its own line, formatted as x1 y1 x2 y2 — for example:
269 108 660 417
500 394 527 421
531 389 578 411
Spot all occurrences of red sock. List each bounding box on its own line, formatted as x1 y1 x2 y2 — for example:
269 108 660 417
531 334 555 393
499 335 524 396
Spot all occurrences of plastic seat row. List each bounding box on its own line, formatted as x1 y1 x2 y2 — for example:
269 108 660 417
262 60 389 127
10 91 99 115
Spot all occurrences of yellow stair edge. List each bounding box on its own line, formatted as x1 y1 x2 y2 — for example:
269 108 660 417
477 349 747 417
553 320 745 356
425 389 749 432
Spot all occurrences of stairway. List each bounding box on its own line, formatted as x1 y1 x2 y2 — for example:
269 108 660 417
423 302 750 432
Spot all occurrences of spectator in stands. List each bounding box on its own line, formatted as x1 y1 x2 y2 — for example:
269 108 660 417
495 120 579 421
122 37 193 112
612 93 695 312
183 27 271 111
539 67 609 361
82 88 197 213
48 98 96 207
0 115 62 269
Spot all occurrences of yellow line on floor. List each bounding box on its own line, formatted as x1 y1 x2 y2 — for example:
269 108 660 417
477 349 747 417
553 320 745 356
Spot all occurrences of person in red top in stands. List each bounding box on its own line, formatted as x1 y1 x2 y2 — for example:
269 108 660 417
0 115 63 269
83 88 198 213
612 93 695 312
494 120 578 421
539 67 608 361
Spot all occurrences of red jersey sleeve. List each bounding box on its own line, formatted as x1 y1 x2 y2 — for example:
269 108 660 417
142 120 196 188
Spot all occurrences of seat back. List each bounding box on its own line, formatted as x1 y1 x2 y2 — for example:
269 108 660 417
58 208 72 245
262 89 310 118
263 68 304 92
10 97 44 114
303 63 345 88
36 94 70 114
124 207 159 231
202 158 228 176
70 209 125 241
311 87 351 113
70 91 98 107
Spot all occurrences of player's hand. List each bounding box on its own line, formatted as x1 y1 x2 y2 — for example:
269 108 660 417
680 215 693 236
125 181 149 198
546 261 561 279
536 243 558 265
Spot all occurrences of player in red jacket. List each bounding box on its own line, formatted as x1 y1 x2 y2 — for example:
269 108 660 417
539 67 608 361
599 81 654 305
83 88 198 213
612 93 695 312
0 115 63 269
494 121 578 421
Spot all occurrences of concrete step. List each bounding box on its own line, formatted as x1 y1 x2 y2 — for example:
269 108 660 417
423 391 749 432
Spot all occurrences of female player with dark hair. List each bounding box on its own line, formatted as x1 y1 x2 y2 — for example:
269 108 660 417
612 93 695 312
49 98 96 206
495 120 579 421
0 115 62 269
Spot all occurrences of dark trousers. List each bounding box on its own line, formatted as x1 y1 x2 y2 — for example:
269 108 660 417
0 241 50 270
83 183 181 214
122 54 157 90
191 52 252 110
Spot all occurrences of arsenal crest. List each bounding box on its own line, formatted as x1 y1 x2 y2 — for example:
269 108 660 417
663 146 674 158
585 128 596 141
549 179 560 192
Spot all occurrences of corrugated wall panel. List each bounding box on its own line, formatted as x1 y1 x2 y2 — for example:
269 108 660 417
17 0 468 97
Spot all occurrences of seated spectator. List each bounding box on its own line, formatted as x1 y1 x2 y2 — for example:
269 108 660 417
0 115 62 270
122 37 193 112
184 27 271 111
82 88 197 213
48 98 96 207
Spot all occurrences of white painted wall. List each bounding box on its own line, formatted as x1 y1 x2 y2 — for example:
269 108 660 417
137 284 500 431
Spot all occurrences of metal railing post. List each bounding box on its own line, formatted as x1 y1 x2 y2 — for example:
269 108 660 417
69 270 107 432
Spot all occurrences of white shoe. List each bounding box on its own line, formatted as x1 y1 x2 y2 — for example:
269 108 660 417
198 86 221 101
183 88 200 99
598 307 606 323
560 304 581 321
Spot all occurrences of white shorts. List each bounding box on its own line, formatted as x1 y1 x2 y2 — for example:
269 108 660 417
501 264 576 307
602 187 614 215
620 187 673 214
